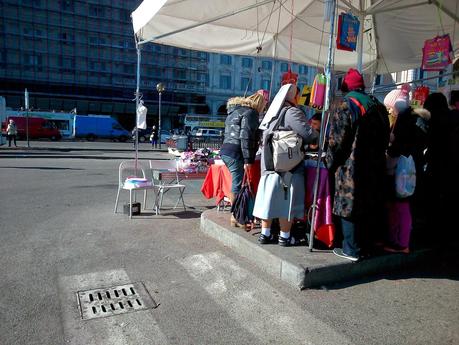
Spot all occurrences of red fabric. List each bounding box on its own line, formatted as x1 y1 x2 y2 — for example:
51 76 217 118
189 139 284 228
341 68 365 92
201 164 232 204
201 161 261 205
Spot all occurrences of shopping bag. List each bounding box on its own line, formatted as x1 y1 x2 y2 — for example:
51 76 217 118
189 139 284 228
411 86 430 108
231 174 255 226
395 155 416 198
421 34 453 71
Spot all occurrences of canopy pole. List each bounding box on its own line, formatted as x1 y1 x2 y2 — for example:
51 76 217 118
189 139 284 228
138 0 275 45
309 0 337 252
134 43 141 174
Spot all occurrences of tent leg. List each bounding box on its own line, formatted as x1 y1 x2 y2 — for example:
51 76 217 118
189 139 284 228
357 12 365 72
309 0 337 252
134 44 141 174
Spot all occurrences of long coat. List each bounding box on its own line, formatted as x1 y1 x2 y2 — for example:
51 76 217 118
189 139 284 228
326 91 390 219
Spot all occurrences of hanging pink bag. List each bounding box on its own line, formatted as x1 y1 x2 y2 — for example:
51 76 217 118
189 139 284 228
310 74 326 110
421 34 453 71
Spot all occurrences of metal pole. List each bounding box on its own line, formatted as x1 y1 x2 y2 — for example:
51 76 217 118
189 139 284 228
25 88 30 148
356 13 365 72
309 0 336 251
135 44 141 174
158 91 162 149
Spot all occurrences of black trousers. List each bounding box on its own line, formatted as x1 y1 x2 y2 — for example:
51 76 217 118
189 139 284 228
7 134 17 147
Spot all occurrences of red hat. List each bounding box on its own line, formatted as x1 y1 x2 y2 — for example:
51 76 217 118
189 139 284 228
341 68 365 92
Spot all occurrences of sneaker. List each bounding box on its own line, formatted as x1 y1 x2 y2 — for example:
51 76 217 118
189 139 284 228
258 233 274 245
278 236 291 247
333 248 359 262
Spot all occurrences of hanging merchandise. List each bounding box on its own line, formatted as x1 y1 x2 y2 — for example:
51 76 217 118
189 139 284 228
281 69 298 85
411 85 430 108
136 102 147 129
421 34 453 71
309 74 327 110
336 13 360 51
298 85 312 106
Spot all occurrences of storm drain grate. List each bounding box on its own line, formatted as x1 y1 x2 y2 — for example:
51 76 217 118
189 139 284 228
77 282 157 320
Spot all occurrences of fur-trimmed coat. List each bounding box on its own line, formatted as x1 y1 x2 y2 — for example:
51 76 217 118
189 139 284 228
326 91 390 218
220 97 260 164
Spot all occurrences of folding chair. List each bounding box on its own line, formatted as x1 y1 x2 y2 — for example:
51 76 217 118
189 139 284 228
114 160 156 219
149 159 186 215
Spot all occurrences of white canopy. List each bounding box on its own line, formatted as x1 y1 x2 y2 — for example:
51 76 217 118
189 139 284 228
132 0 459 74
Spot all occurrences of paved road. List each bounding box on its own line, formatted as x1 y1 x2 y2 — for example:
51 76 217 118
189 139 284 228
0 142 458 345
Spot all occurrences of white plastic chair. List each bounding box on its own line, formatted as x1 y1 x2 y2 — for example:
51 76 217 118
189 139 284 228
149 159 186 215
114 160 156 219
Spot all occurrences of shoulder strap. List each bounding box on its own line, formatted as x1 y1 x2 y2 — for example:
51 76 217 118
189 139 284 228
272 106 291 131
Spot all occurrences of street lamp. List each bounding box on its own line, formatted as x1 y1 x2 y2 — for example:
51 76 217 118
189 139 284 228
156 82 165 149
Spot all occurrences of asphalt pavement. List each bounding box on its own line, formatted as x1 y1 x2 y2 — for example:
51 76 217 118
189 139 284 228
0 141 458 345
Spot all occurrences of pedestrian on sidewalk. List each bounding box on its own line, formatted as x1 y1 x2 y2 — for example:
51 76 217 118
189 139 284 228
327 69 390 261
150 125 158 148
7 119 18 147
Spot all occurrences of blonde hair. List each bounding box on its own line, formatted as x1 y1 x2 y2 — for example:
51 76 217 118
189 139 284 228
227 93 267 113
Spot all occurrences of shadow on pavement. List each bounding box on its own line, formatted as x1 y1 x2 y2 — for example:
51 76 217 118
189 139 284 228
0 166 85 170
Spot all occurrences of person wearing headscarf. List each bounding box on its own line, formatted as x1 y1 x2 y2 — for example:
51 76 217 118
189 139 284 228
383 86 430 254
327 68 390 261
254 84 318 246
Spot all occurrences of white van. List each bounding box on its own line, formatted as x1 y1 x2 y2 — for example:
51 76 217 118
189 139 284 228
195 128 223 137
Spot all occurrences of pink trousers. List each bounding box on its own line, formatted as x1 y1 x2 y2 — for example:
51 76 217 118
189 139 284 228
387 200 412 248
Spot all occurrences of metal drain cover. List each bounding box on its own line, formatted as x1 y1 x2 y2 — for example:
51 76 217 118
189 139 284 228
77 282 157 320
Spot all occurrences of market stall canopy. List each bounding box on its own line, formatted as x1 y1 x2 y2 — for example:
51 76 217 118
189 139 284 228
132 0 459 74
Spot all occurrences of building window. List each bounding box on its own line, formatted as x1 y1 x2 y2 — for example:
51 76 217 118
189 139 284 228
280 62 289 72
23 54 42 66
60 32 75 43
262 60 272 70
375 74 381 85
58 57 75 69
198 52 208 60
123 64 134 74
22 0 41 6
220 74 232 89
241 77 252 91
299 65 308 74
119 9 130 22
241 58 253 68
261 79 271 90
220 55 232 65
174 69 187 80
60 0 74 12
89 5 105 18
0 50 6 64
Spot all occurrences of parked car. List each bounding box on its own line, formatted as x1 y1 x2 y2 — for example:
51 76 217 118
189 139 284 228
136 128 171 143
195 128 223 138
4 116 61 141
74 115 130 141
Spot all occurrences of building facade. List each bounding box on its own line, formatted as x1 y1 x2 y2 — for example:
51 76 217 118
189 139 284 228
0 0 316 130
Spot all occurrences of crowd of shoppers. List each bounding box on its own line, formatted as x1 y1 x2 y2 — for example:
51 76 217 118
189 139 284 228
220 69 459 259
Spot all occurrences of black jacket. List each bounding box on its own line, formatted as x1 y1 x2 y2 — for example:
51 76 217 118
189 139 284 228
220 103 260 164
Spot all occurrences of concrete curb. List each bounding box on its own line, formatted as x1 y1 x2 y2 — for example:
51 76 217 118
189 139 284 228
200 210 436 290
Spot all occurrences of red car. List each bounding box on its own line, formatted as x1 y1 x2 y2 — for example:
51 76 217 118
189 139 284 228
5 116 61 141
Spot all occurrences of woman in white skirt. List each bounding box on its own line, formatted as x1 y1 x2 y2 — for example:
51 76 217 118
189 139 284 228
253 85 318 246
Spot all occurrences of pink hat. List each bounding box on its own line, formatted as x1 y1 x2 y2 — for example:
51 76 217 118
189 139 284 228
384 84 411 113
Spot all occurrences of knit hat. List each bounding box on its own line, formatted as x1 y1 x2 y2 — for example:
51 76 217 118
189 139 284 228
341 68 365 92
384 84 411 114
